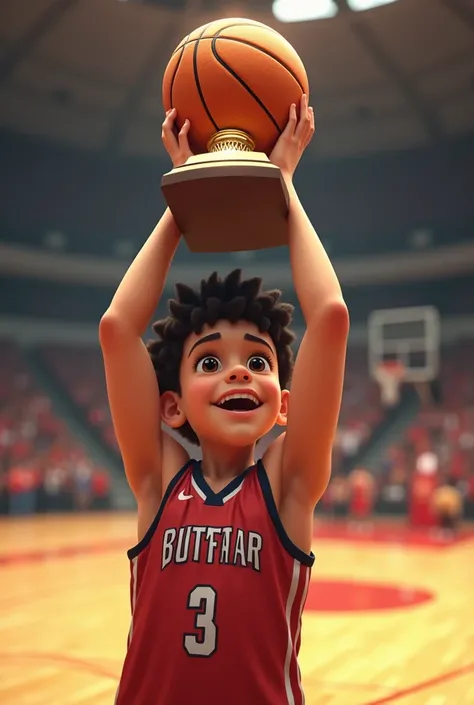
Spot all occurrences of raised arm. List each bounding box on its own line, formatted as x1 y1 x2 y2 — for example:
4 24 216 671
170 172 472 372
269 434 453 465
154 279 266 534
270 97 350 509
99 111 192 502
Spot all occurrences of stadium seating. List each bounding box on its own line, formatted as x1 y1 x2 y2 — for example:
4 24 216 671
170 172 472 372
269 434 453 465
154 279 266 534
42 345 118 452
0 339 110 514
375 339 474 516
332 346 385 474
3 335 472 519
42 343 387 470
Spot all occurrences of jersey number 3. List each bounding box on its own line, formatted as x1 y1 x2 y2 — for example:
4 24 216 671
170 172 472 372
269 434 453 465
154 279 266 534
184 585 218 657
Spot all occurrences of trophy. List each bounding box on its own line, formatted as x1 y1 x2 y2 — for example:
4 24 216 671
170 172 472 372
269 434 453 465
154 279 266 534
161 130 289 253
160 18 309 254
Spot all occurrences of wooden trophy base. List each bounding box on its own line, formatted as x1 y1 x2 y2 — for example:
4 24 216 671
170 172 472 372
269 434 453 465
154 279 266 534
161 151 289 253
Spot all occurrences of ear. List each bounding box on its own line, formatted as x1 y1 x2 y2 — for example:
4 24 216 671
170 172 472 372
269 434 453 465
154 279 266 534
160 391 187 429
275 389 290 427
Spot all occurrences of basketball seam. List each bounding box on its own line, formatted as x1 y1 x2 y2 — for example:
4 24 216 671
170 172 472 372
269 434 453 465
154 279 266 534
171 21 279 56
220 37 305 92
169 34 189 109
211 35 282 137
193 26 219 132
176 36 305 93
172 20 213 55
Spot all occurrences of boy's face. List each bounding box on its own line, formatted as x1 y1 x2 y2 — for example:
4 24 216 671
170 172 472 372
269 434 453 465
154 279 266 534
164 319 288 447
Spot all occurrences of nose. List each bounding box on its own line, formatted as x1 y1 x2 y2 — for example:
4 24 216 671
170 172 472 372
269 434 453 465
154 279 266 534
227 365 251 383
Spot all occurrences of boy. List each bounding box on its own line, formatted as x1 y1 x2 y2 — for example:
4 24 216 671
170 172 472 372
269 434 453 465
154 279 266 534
100 95 349 705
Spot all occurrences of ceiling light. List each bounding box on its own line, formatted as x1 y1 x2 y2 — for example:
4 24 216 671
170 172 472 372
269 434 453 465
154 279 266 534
272 0 338 23
347 0 398 11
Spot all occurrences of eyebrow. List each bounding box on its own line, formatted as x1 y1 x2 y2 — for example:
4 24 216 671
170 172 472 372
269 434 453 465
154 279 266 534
188 332 221 357
244 333 275 356
187 331 276 358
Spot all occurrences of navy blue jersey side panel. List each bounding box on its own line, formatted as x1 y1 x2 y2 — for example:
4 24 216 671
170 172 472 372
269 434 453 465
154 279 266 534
256 460 315 567
127 460 194 560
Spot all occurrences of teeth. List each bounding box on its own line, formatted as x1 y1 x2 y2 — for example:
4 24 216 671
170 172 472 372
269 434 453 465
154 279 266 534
218 393 260 406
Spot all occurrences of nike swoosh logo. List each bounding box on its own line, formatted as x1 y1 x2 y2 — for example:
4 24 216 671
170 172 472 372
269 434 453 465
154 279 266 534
178 490 193 501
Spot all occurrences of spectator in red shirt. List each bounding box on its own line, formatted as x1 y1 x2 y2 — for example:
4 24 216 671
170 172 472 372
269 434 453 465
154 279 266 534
92 468 111 510
7 460 40 515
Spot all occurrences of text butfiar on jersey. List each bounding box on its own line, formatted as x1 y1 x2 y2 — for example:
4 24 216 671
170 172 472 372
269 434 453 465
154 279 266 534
162 525 263 571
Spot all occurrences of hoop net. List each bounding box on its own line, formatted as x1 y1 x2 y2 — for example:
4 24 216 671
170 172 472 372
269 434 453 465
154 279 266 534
374 360 405 407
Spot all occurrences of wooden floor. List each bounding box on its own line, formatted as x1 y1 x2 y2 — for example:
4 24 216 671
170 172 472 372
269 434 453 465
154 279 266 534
0 513 473 705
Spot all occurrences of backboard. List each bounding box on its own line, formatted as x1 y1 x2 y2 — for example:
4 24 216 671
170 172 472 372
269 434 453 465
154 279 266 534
368 306 440 383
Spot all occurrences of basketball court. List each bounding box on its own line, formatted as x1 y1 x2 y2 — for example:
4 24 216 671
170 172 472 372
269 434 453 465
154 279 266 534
1 513 473 705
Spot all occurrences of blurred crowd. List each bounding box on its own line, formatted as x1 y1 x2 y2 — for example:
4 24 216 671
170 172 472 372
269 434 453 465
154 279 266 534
325 339 474 525
43 345 118 452
1 336 474 526
0 341 111 516
332 347 385 473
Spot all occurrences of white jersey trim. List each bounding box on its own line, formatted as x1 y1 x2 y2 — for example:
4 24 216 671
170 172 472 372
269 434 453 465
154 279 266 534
295 567 310 704
191 475 207 501
130 556 138 619
115 556 139 705
284 560 300 705
222 480 245 503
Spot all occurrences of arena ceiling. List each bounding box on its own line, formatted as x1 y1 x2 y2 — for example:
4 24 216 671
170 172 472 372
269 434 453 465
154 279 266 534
0 0 473 161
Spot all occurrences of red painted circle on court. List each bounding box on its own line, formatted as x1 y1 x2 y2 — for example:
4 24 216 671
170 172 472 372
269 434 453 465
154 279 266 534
305 579 434 612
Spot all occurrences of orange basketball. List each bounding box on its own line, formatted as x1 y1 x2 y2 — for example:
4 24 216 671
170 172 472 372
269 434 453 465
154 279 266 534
162 18 309 155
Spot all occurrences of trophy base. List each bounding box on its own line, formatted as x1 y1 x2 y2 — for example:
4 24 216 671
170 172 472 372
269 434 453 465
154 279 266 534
161 151 289 253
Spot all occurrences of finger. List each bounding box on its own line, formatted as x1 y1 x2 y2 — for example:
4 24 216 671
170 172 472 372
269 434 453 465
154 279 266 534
303 128 314 149
301 93 308 117
165 108 177 126
282 103 297 137
162 107 177 130
303 107 315 144
300 93 308 120
178 119 191 148
295 94 310 139
179 119 190 136
162 119 178 148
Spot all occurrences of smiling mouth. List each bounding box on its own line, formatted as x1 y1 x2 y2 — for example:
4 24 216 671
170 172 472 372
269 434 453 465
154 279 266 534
214 395 262 412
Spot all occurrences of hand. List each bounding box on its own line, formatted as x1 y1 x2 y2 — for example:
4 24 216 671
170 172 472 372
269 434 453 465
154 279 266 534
270 94 315 181
161 108 193 167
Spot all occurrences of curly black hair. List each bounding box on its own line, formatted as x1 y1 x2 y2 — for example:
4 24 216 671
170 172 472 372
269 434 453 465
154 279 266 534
147 269 295 445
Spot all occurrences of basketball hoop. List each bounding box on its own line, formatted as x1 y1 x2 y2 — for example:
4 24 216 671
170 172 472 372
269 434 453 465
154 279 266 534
374 360 405 407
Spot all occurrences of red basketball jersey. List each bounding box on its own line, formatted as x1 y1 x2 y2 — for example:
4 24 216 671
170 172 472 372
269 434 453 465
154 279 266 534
350 483 373 518
115 459 314 705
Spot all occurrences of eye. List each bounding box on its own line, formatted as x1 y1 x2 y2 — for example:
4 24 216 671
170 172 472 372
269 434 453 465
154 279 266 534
247 355 272 373
195 356 222 374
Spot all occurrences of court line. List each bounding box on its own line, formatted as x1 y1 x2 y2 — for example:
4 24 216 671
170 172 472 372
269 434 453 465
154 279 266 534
1 526 471 568
6 650 473 701
0 650 393 697
0 650 120 680
0 538 131 566
313 524 474 551
309 678 391 693
2 523 471 701
362 662 474 704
